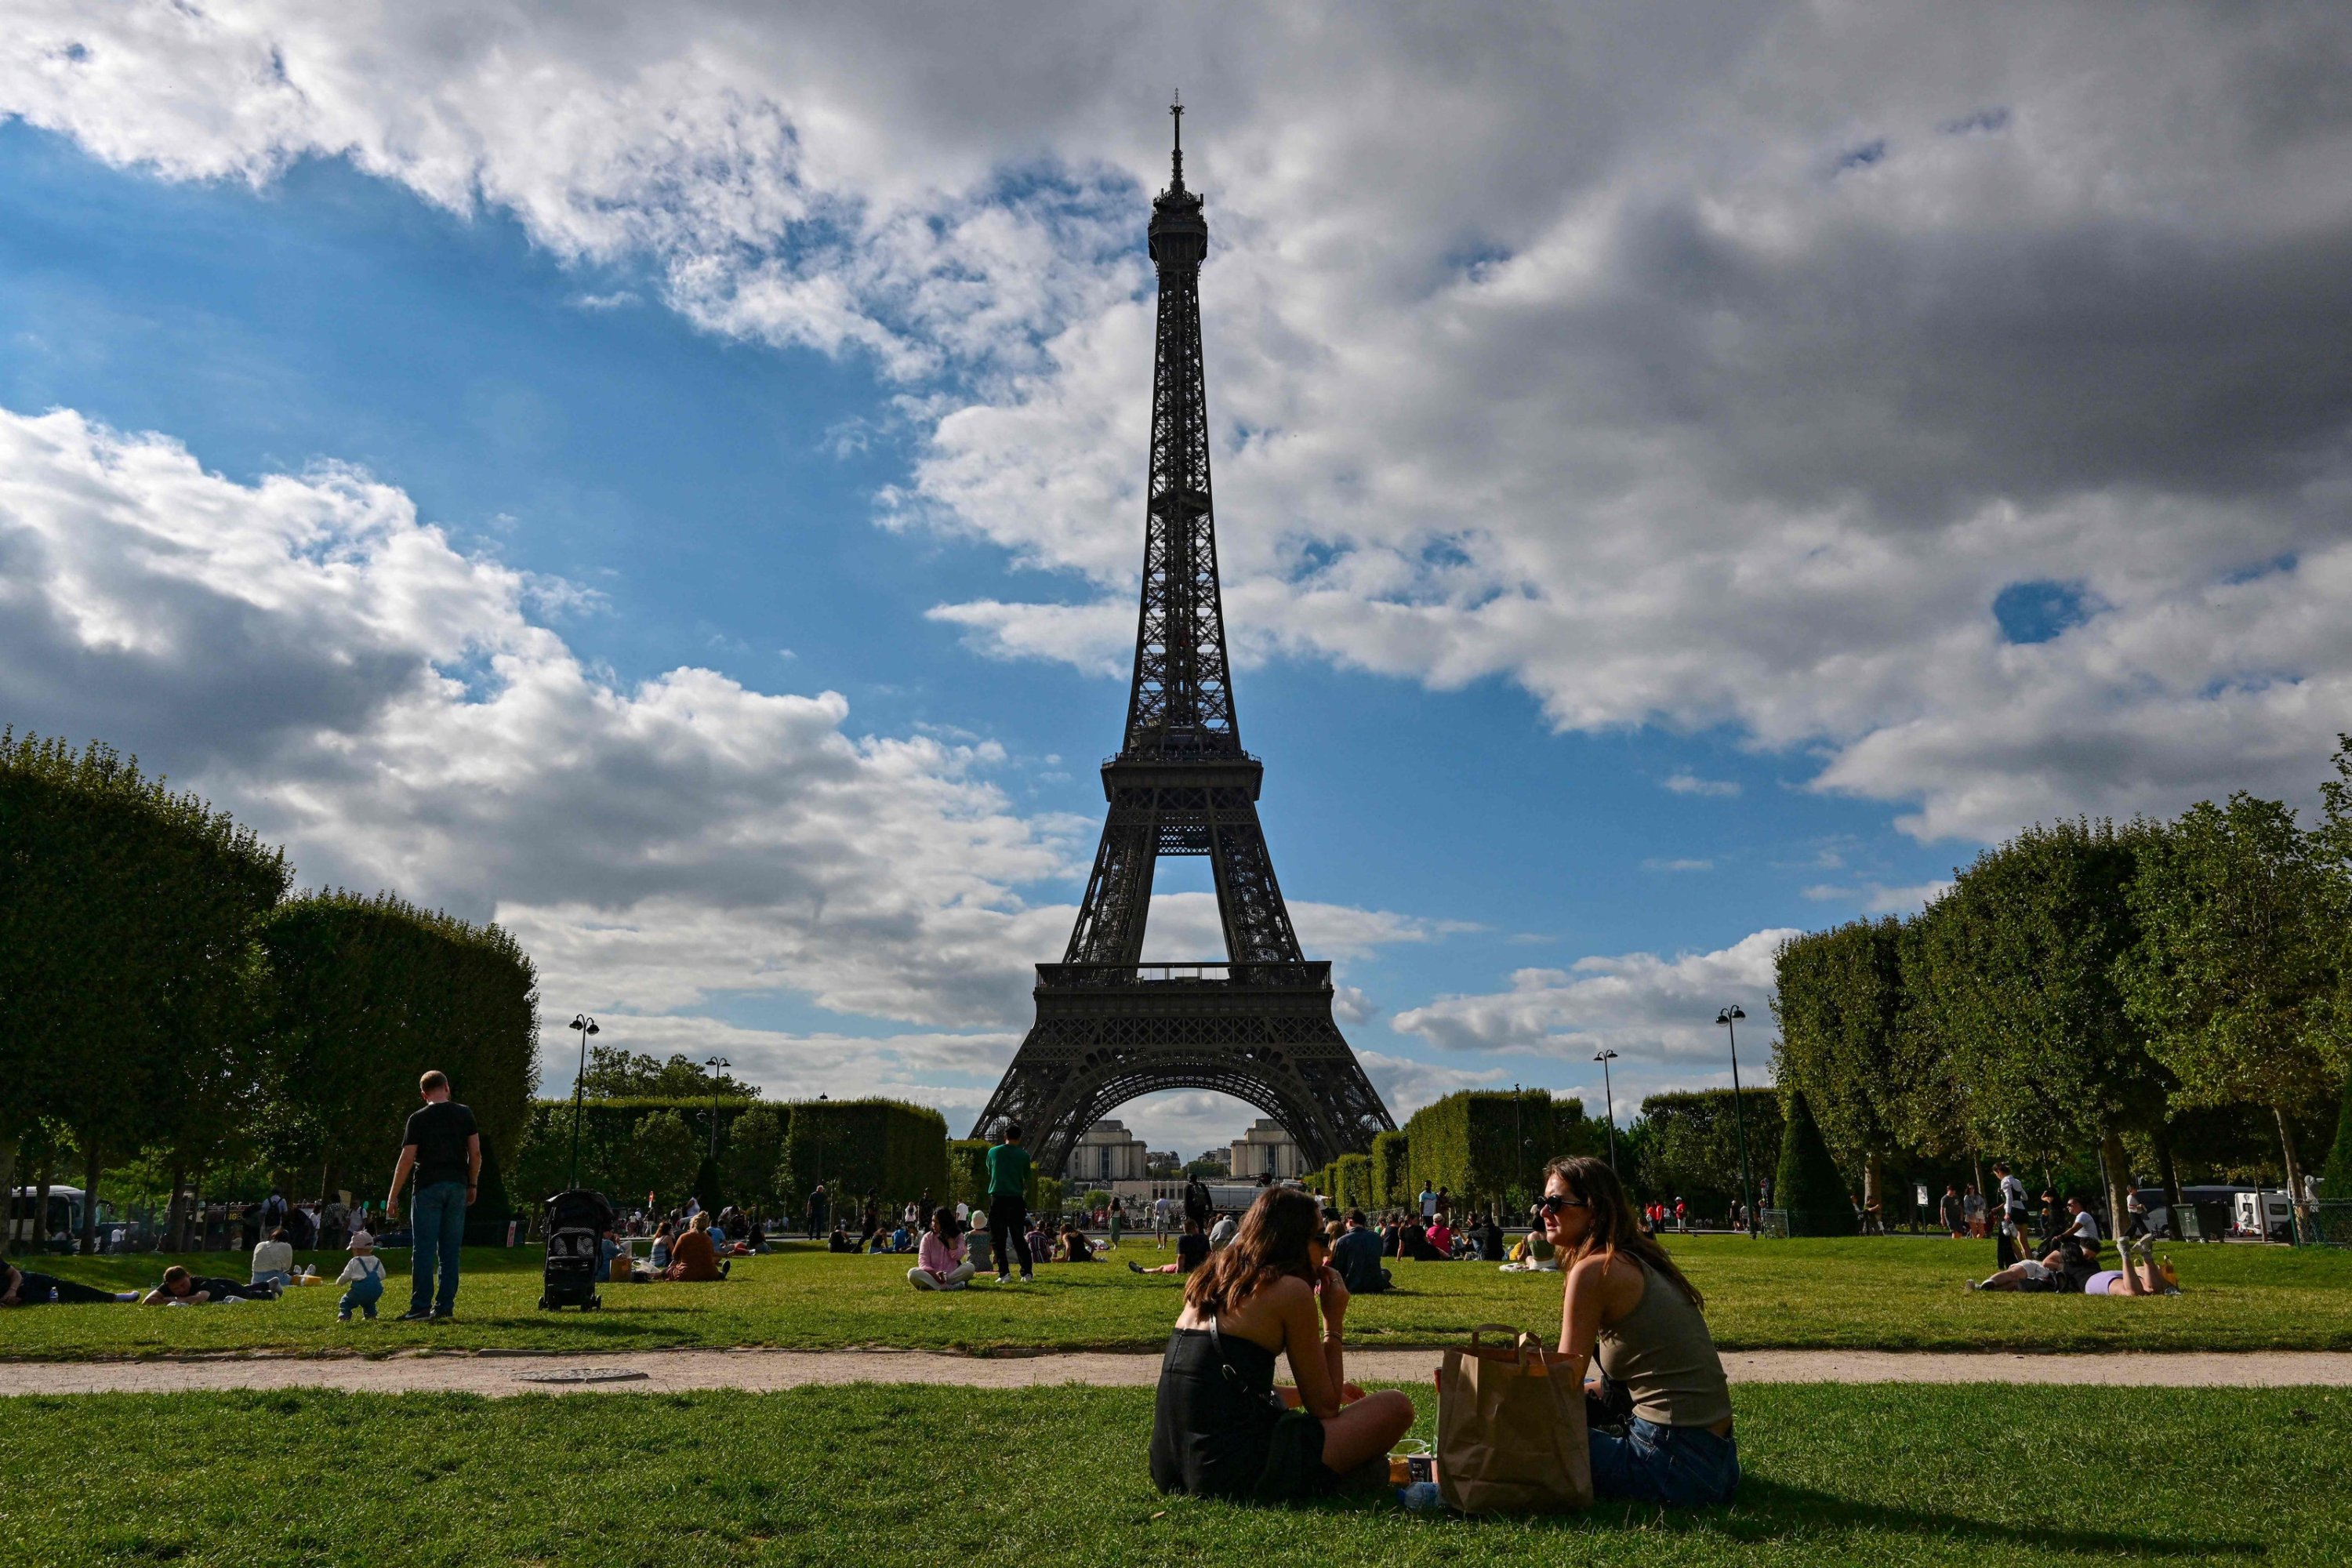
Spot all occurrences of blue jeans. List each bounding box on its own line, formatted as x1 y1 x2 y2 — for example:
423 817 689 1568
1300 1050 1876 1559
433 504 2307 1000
252 1270 292 1290
340 1272 383 1319
1589 1417 1740 1506
409 1181 468 1315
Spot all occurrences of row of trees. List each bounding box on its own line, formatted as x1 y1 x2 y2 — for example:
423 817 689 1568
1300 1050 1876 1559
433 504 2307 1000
2 731 539 1252
1773 742 2352 1240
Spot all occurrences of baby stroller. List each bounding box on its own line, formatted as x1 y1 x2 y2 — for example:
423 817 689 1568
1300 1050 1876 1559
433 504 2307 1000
539 1189 617 1311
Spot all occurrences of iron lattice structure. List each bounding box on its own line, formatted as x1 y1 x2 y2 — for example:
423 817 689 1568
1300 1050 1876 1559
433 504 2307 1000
973 103 1395 1177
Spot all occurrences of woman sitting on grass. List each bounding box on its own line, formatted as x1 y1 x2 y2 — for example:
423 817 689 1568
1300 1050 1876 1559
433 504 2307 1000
1062 1224 1096 1262
908 1207 975 1291
663 1212 731 1281
1132 1217 1210 1276
142 1265 279 1305
1539 1155 1738 1508
1149 1186 1414 1503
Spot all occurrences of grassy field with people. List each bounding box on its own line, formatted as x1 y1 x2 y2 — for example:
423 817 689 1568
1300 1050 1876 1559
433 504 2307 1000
5 1235 2348 1358
1 1383 2342 1565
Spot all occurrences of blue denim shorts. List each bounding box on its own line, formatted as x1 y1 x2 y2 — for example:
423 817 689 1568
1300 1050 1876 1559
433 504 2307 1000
1590 1416 1740 1506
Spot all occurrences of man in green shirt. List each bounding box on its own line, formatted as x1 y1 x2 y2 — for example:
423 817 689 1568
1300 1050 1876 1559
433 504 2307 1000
985 1125 1036 1283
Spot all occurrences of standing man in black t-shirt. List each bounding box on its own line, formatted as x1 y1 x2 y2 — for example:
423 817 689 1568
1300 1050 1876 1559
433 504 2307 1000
386 1069 481 1322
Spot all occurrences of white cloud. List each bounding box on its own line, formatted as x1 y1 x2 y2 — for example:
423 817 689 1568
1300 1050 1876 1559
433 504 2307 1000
1801 880 1954 915
1392 928 1795 1068
0 405 1081 1029
1642 857 1715 873
8 5 2352 845
1664 774 1740 798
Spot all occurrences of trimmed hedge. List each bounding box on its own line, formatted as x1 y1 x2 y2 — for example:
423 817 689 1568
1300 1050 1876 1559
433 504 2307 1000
779 1098 949 1216
1371 1131 1412 1209
1334 1152 1373 1212
1402 1091 1597 1208
1775 1089 1857 1236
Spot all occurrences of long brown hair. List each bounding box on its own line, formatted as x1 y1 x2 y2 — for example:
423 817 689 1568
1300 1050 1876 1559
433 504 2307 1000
1542 1155 1704 1310
1184 1187 1319 1316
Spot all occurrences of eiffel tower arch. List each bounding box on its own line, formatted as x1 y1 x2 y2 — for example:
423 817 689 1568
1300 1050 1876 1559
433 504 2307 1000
974 101 1395 1178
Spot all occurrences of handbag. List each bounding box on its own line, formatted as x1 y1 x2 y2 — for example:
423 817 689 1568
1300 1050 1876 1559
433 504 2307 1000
1436 1323 1592 1513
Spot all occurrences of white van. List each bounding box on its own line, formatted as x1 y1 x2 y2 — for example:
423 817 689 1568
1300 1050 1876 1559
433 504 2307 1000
6 1185 116 1247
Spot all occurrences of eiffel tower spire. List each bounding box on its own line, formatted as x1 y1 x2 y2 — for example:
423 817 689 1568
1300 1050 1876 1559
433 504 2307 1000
971 103 1394 1177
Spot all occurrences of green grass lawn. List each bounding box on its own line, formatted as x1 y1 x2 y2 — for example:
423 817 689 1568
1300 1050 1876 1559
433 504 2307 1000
6 1236 2349 1359
1 1383 2341 1565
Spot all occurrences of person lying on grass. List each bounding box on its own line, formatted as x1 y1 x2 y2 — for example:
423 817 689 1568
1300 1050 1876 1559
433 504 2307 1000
1540 1155 1740 1508
1149 1186 1414 1504
1132 1217 1210 1276
142 1265 280 1305
663 1213 731 1281
1 1258 138 1306
909 1207 976 1291
1973 1196 2103 1293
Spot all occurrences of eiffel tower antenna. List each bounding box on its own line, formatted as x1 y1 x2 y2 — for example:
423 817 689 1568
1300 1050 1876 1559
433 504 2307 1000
971 105 1394 1178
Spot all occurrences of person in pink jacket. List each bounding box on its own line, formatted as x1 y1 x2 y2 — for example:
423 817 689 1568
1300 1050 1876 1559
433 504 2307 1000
908 1207 976 1291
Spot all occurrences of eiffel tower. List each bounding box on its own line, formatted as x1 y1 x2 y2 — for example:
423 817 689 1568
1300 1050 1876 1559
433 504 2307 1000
972 100 1395 1177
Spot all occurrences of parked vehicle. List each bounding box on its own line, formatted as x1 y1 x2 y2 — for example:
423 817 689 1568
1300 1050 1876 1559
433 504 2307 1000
6 1185 118 1249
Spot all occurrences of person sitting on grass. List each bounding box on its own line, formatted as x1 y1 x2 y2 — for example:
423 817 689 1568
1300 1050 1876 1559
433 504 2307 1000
1133 1217 1211 1276
1425 1217 1455 1259
1062 1224 1097 1262
1 1258 138 1305
648 1219 677 1274
1149 1186 1415 1502
909 1208 975 1291
1025 1219 1053 1265
967 1217 993 1275
336 1232 386 1321
1208 1210 1238 1250
143 1265 279 1305
828 1225 860 1254
1327 1208 1390 1294
1535 1155 1738 1508
890 1221 914 1254
663 1212 731 1281
251 1226 296 1290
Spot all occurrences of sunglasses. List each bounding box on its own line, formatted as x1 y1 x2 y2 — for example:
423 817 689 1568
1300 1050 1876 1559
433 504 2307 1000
1533 1194 1591 1214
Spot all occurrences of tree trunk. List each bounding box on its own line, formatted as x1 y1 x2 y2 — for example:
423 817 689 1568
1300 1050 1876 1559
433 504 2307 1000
1862 1152 1884 1232
81 1137 101 1256
34 1138 53 1255
2157 1130 2183 1226
0 1135 16 1254
167 1162 188 1254
2275 1105 2310 1243
2098 1131 2141 1295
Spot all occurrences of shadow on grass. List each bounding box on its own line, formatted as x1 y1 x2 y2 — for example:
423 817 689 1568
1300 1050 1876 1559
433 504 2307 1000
1269 1478 2265 1558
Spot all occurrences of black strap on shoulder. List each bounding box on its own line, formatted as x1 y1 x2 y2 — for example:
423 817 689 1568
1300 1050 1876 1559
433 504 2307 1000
1204 1311 1289 1414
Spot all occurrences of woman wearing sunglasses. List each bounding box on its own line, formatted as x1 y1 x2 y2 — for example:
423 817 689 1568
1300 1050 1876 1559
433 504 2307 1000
1537 1155 1738 1506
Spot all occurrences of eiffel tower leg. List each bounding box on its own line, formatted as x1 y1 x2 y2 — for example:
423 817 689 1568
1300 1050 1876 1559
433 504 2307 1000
1064 800 1159 965
1206 791 1303 965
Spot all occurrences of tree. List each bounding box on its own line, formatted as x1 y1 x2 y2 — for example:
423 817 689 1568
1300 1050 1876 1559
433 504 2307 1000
720 1105 788 1211
622 1111 700 1208
2315 1077 2352 1201
1773 1090 1853 1236
2123 794 2347 1234
1774 920 1910 1215
1635 1090 1784 1216
1910 818 2168 1240
0 731 289 1254
578 1046 757 1101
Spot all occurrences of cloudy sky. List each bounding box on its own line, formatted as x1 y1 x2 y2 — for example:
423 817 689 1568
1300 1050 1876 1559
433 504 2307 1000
5 2 2350 1157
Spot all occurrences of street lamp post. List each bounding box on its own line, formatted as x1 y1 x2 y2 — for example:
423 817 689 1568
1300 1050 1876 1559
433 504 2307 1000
1593 1050 1619 1174
1717 1006 1757 1237
566 1014 600 1191
702 1056 731 1167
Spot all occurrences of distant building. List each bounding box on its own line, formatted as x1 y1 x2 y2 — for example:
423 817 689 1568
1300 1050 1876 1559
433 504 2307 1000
1066 1119 1149 1185
1229 1118 1305 1181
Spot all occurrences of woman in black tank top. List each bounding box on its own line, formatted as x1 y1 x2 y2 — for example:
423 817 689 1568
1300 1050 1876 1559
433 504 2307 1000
1149 1188 1414 1501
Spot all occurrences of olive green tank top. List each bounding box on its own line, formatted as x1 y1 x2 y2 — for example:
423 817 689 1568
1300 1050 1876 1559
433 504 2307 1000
1595 1258 1733 1428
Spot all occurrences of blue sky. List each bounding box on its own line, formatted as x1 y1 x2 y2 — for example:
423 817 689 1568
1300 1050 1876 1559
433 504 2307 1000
5 5 2348 1156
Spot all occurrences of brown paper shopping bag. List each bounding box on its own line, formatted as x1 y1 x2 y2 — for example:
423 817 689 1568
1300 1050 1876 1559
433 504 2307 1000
1436 1323 1592 1513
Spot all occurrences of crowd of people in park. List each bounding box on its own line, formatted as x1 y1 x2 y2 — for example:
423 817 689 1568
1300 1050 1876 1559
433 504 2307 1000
1964 1162 2183 1297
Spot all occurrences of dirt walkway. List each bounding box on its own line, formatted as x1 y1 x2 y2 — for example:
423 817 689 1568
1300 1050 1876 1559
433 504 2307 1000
4 1348 2349 1397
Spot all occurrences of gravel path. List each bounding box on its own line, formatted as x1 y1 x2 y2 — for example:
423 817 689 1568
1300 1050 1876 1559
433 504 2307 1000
4 1348 2349 1397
